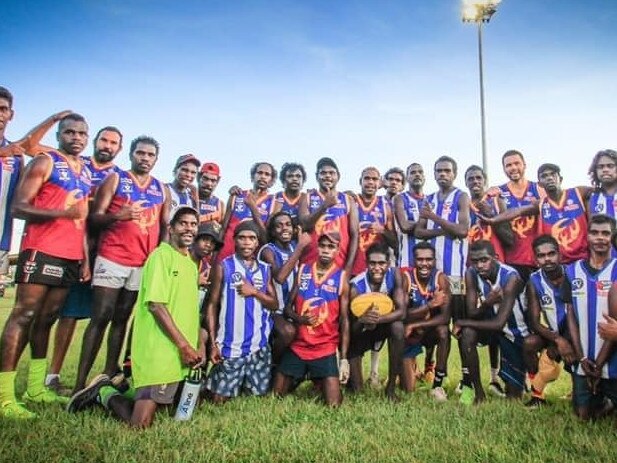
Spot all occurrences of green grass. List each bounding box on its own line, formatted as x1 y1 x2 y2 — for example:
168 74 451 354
0 287 615 463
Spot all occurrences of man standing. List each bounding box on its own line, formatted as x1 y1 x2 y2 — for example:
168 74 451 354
0 113 91 418
401 242 451 399
273 231 350 407
351 167 396 276
523 234 576 408
72 136 170 393
455 240 529 405
566 214 617 420
348 243 405 400
272 162 307 222
198 162 225 225
206 220 278 402
0 87 22 298
393 163 425 268
383 167 405 203
218 162 277 261
167 154 200 219
48 126 123 394
67 207 205 428
496 150 543 281
298 157 359 275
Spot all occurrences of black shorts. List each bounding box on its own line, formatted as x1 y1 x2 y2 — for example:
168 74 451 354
348 324 392 359
278 350 338 380
15 249 80 287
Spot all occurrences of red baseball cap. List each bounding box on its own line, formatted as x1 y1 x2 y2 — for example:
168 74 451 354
174 154 200 170
200 162 221 177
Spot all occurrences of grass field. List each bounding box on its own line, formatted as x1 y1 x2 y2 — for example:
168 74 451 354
0 286 615 463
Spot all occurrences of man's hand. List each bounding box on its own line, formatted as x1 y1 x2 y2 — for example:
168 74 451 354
484 286 503 306
228 185 242 197
474 200 495 217
428 290 446 310
114 203 142 221
598 313 617 342
209 342 222 365
79 263 91 283
339 358 350 384
65 202 87 220
296 229 312 249
359 305 380 325
580 357 598 378
236 277 257 297
555 336 576 364
179 343 202 368
419 202 436 221
297 312 318 326
451 322 463 338
323 190 338 208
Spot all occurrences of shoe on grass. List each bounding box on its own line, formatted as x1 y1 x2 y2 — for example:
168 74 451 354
525 396 547 409
488 381 506 398
430 386 448 402
0 401 36 419
46 377 73 397
454 381 464 395
459 385 474 406
67 374 112 413
368 371 381 389
23 387 70 405
110 372 131 393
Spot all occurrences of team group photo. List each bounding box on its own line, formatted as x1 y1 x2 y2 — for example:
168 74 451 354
2 1 617 462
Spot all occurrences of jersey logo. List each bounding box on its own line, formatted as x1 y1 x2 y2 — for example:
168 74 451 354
540 294 553 306
300 297 329 334
551 218 580 252
571 277 584 291
231 272 243 286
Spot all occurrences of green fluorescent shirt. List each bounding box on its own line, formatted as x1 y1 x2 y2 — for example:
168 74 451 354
132 242 200 388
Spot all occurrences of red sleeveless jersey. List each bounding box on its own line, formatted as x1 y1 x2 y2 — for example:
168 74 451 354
98 170 165 267
351 195 390 276
301 190 351 268
290 263 344 360
468 195 506 263
537 188 588 264
21 151 91 260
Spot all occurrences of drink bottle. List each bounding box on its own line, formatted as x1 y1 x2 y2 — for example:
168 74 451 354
174 368 202 421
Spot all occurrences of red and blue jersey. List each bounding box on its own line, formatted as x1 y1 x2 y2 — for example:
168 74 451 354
199 195 224 225
301 190 351 268
98 170 165 267
402 267 443 316
567 258 617 379
217 255 272 358
528 267 568 335
498 180 542 267
218 191 274 261
0 139 22 251
537 188 588 264
82 156 120 196
425 188 468 278
274 191 301 221
469 195 506 263
351 196 390 276
21 151 91 260
396 191 424 267
291 263 345 360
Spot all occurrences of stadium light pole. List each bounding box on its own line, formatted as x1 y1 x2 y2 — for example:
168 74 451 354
462 0 501 181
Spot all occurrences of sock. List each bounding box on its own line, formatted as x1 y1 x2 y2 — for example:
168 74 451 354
26 358 47 397
370 350 380 376
98 385 121 409
461 368 471 387
433 371 446 388
122 382 136 401
531 385 544 399
45 373 59 386
490 368 499 383
0 371 18 403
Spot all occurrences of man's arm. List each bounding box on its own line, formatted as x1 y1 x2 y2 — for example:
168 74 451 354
262 233 312 285
417 193 470 239
158 184 171 243
458 274 521 332
338 276 350 361
219 194 235 240
206 263 224 363
298 190 337 231
527 282 560 342
464 269 480 319
594 283 617 370
149 301 201 367
12 155 83 222
379 268 406 324
492 197 515 248
344 198 359 275
235 270 279 311
381 202 398 251
89 173 138 230
407 273 452 330
243 191 268 240
481 202 538 226
393 194 416 234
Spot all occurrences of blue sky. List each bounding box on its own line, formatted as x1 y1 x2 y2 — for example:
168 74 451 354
3 0 617 200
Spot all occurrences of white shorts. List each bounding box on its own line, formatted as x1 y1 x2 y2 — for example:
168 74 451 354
91 255 143 291
0 250 9 276
447 275 466 296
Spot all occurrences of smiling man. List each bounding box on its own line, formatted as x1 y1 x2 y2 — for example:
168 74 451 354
67 206 205 428
0 113 92 418
272 162 307 223
72 136 170 394
167 154 200 220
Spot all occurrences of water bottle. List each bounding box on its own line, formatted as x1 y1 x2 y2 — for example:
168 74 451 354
174 368 202 421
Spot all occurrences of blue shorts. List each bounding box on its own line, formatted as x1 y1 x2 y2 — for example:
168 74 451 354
572 374 617 409
498 335 526 391
403 344 424 359
277 350 338 380
206 346 271 398
59 282 93 319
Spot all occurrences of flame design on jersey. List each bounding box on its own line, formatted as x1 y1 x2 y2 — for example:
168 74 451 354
511 215 535 238
551 218 580 252
65 189 87 229
132 199 159 235
468 224 492 242
301 297 329 334
314 213 339 237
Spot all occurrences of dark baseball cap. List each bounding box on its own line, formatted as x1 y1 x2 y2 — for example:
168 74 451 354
318 230 341 245
174 154 201 170
196 222 223 246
